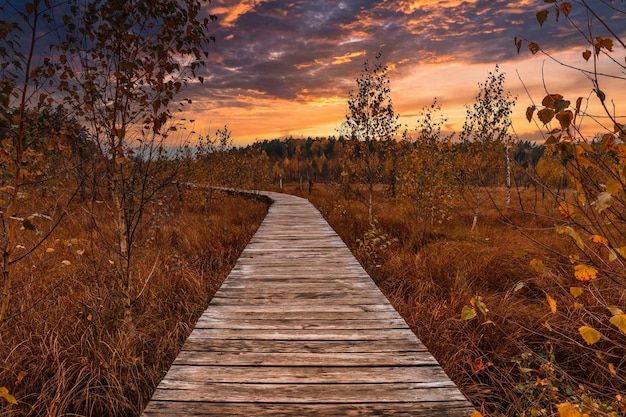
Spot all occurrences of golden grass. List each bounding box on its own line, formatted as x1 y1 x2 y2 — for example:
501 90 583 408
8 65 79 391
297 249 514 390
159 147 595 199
0 187 268 416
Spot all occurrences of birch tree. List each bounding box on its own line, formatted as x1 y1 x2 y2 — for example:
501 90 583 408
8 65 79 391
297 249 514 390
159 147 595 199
55 0 215 325
344 52 399 223
458 66 515 231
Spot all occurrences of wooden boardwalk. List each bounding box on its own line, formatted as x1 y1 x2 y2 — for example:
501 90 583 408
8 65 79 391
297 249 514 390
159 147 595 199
142 191 476 416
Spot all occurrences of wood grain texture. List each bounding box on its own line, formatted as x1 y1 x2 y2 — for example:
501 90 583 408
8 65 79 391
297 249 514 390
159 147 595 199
142 191 476 416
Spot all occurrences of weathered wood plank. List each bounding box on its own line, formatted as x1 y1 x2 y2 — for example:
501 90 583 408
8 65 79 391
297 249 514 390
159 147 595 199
142 401 475 417
197 309 405 320
185 327 418 341
194 317 409 329
159 364 449 383
141 191 476 416
172 351 438 366
180 339 427 353
150 382 466 403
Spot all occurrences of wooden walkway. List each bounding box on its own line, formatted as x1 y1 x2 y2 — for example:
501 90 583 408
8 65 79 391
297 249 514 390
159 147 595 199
142 191 476 416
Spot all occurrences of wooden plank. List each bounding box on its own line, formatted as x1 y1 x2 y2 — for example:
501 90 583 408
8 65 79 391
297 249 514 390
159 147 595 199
172 351 439 366
185 328 417 341
150 382 466 403
142 401 475 417
196 310 405 320
194 318 409 330
159 364 449 383
180 339 427 353
198 304 398 313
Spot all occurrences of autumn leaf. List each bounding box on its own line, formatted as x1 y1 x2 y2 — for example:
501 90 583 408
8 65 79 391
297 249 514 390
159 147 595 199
536 10 549 27
594 192 613 213
574 264 598 282
557 402 581 417
537 108 555 125
557 203 576 220
525 105 536 122
528 42 540 54
546 293 557 313
579 325 601 345
606 179 623 195
0 387 17 404
555 225 584 249
530 258 545 272
609 314 626 334
556 110 573 130
461 305 477 320
512 249 526 259
471 412 484 417
560 2 572 16
589 234 608 247
569 287 584 298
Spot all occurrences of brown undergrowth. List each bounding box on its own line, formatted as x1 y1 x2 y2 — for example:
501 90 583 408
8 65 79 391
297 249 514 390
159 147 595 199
285 183 626 417
0 188 268 416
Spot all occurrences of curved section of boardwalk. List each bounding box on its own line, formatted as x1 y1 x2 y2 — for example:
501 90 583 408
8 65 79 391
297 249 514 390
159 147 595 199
142 191 475 416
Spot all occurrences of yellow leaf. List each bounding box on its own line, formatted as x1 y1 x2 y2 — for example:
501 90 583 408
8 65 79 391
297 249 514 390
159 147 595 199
579 325 602 345
568 254 580 264
0 387 17 404
617 246 626 259
461 306 476 320
556 225 584 250
573 302 584 309
546 293 557 313
570 287 584 298
530 258 545 272
609 314 626 334
608 306 624 315
46 247 55 253
558 202 576 219
557 402 581 417
544 320 552 331
606 179 623 195
471 412 484 417
609 363 617 376
574 264 598 282
589 234 608 247
512 249 526 259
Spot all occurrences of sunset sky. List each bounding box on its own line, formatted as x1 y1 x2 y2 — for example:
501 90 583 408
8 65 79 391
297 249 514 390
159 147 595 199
180 0 625 145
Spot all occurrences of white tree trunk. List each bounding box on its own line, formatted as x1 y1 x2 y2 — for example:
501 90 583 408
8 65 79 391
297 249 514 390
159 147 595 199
506 149 511 206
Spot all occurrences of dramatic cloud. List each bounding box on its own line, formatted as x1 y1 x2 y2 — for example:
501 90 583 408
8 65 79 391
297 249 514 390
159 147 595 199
177 0 625 144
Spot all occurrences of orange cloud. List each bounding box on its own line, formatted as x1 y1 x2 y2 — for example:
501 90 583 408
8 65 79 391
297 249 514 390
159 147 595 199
212 1 268 28
332 51 366 65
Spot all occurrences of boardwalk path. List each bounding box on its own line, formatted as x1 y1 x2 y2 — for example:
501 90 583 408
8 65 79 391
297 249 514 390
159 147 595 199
142 191 476 416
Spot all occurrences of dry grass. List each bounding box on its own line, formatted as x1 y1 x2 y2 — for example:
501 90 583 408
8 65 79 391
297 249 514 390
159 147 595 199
291 183 626 417
0 187 268 416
